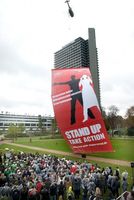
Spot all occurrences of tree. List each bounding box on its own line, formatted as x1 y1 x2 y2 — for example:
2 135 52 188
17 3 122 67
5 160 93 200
125 106 134 136
107 105 119 135
125 106 134 127
51 117 58 138
17 123 25 136
101 107 110 130
8 123 18 141
126 106 134 117
38 115 43 134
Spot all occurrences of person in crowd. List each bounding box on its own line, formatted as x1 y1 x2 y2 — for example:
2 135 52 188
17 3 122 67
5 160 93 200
0 153 2 165
36 179 43 200
28 184 37 200
58 180 66 200
64 176 72 191
11 185 20 200
82 184 88 200
122 170 128 180
94 187 103 200
67 186 75 200
72 175 81 199
115 167 120 180
50 181 57 200
40 184 50 200
108 190 116 200
114 176 120 198
20 184 28 200
0 182 11 198
126 190 134 200
122 177 128 192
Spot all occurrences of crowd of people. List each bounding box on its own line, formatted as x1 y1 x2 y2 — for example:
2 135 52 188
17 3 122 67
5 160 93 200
0 151 133 200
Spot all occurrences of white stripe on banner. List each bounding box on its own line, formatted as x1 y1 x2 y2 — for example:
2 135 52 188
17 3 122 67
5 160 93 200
53 94 71 102
53 98 72 106
52 91 81 102
53 91 82 106
52 90 72 99
71 91 81 96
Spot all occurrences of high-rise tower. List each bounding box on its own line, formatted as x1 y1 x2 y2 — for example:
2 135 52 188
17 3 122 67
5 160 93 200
54 28 100 106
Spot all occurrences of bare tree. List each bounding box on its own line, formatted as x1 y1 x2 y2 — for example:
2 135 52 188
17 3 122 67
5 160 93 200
101 107 110 130
125 106 134 131
107 105 119 135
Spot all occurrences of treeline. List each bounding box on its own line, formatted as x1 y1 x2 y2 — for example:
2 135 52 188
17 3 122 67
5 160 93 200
2 105 134 139
102 105 134 136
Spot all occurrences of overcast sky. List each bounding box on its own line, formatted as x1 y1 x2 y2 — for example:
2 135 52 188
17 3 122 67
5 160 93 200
0 0 134 117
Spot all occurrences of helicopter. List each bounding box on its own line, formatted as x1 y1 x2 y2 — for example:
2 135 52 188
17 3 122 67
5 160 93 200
65 0 74 17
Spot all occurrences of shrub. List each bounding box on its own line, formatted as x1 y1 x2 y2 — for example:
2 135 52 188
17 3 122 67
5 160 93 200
127 126 134 136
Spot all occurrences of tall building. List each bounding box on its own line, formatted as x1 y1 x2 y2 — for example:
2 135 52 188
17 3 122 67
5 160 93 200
54 28 100 106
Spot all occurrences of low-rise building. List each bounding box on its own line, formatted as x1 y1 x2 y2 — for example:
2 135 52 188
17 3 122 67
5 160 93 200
0 113 53 134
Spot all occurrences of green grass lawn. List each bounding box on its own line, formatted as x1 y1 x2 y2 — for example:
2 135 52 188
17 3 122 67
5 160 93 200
13 137 134 161
89 138 134 161
15 138 71 152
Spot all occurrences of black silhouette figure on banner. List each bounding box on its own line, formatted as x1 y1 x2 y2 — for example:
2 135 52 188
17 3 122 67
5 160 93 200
53 75 95 125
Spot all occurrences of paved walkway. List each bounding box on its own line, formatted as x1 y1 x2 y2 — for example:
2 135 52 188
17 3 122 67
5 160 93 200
3 142 131 167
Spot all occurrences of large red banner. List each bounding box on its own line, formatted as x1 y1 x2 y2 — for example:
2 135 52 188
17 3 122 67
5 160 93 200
51 68 113 153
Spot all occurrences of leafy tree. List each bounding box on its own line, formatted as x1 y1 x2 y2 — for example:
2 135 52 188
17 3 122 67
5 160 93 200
17 123 25 136
38 115 43 134
8 123 18 140
51 117 58 138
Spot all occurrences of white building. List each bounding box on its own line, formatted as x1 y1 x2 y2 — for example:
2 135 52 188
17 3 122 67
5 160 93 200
0 113 53 134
